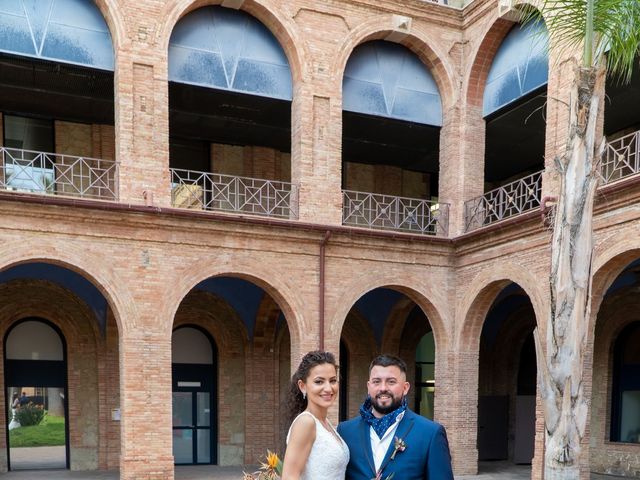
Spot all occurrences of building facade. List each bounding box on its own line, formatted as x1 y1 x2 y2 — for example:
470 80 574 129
0 0 639 479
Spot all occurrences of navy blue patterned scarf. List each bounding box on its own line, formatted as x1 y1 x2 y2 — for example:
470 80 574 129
359 396 407 439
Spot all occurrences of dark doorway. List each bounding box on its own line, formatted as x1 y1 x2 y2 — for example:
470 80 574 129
4 318 69 470
172 326 217 465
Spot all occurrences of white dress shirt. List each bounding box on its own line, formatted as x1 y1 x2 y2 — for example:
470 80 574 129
369 411 405 471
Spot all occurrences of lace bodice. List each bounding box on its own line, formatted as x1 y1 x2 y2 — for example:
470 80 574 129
287 411 349 480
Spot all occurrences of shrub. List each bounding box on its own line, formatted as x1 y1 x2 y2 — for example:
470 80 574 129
15 403 46 427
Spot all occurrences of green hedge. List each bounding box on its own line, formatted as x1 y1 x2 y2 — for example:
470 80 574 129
15 403 46 427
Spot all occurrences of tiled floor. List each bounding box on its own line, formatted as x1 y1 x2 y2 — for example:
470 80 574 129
0 450 625 479
0 465 626 479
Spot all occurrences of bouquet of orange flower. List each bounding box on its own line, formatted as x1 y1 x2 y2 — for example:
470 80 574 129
243 450 283 480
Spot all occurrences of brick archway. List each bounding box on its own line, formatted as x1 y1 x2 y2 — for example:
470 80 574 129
381 296 420 354
340 307 376 418
456 265 545 352
163 256 305 352
0 279 112 471
0 247 129 336
589 284 640 475
173 290 248 465
330 273 449 357
464 1 545 108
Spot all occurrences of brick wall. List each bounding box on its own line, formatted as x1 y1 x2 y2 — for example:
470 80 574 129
0 0 638 479
211 144 291 182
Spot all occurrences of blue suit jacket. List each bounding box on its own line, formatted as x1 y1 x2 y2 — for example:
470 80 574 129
337 409 454 480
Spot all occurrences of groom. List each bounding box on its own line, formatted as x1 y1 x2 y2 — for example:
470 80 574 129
338 354 454 480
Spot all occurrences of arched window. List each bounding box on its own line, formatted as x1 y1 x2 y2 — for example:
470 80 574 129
483 22 548 117
169 6 292 100
343 41 442 126
611 322 640 443
0 0 114 71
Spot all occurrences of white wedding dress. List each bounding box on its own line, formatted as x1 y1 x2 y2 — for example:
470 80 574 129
287 411 349 480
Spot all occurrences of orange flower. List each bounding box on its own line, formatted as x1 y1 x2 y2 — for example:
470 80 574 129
265 450 280 471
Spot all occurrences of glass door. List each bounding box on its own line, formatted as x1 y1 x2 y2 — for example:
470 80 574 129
172 391 212 464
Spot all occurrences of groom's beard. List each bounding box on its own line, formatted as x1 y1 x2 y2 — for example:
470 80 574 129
370 392 403 415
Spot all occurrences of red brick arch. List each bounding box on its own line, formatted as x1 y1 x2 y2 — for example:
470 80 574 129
173 290 248 350
330 15 455 110
254 293 283 352
340 307 377 418
0 246 131 335
589 285 640 468
163 256 305 349
173 290 248 463
590 244 640 343
0 280 103 470
330 273 450 358
381 296 421 355
456 265 545 352
465 2 546 108
157 0 309 83
465 18 515 108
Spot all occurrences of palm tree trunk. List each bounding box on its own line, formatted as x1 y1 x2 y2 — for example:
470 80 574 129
535 66 602 480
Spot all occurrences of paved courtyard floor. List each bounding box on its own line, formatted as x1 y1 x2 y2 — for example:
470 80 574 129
0 465 624 479
1 449 624 479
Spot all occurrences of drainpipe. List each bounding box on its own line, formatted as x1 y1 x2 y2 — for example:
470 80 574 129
319 230 331 350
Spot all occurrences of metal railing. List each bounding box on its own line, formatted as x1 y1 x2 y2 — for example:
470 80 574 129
601 130 640 184
342 190 449 236
0 147 118 200
464 170 543 232
170 168 298 219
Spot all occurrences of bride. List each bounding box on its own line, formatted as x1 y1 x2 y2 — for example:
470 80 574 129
281 351 349 480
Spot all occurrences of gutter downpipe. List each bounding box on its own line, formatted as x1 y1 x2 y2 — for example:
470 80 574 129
319 230 331 350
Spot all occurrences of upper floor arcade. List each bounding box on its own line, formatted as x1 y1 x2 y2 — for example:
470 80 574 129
0 0 639 240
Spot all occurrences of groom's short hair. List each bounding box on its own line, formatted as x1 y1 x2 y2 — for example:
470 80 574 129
369 354 407 375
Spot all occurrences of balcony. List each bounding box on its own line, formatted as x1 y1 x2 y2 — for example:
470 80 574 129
601 129 640 184
342 190 449 236
0 147 118 201
170 168 298 219
464 170 543 232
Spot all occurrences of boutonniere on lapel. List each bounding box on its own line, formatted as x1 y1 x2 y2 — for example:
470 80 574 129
390 436 407 460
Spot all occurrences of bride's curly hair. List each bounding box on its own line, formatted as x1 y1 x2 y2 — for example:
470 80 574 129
286 350 337 424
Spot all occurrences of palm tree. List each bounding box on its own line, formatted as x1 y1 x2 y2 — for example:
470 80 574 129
520 1 640 479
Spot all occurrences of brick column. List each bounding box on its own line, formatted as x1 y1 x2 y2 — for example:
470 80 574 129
114 40 171 207
439 103 486 236
119 331 173 480
290 82 343 225
244 345 278 462
447 350 479 475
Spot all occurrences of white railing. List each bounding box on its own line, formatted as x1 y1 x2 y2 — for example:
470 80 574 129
170 168 298 219
0 147 118 200
342 190 449 236
464 170 543 232
601 130 640 184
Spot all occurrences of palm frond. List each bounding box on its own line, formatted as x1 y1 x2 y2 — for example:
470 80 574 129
520 0 640 84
